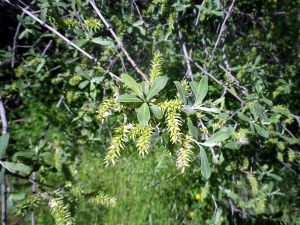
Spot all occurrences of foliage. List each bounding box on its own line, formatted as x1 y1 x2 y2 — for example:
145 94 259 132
0 0 299 224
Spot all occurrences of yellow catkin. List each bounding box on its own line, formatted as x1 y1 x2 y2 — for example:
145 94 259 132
149 51 163 83
247 174 258 195
176 132 193 172
105 124 130 165
96 98 122 122
201 182 210 200
68 75 82 86
159 99 182 144
129 124 153 157
89 193 116 207
84 18 103 31
49 195 74 225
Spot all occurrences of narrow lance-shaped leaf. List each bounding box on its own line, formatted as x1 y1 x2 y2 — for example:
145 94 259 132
0 161 31 175
174 81 187 105
149 103 163 120
254 124 269 138
137 103 150 126
146 76 168 100
117 94 143 103
121 74 143 98
190 81 198 97
195 75 208 105
200 147 211 180
202 128 233 147
0 133 9 159
187 118 198 140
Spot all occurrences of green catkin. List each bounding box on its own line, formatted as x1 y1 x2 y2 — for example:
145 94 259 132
68 75 82 86
129 124 153 156
136 126 153 157
247 174 258 195
54 147 63 171
176 132 193 172
149 51 163 84
241 158 249 170
105 124 131 165
84 18 103 31
159 99 182 144
49 195 74 225
201 182 210 200
96 98 122 122
277 151 284 162
255 195 266 214
232 128 249 144
288 149 296 162
167 12 176 34
64 18 79 29
15 195 41 216
89 193 116 207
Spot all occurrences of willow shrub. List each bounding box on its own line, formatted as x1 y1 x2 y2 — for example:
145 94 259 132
0 0 299 224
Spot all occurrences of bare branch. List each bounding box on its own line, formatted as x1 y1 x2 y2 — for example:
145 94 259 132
7 0 120 81
89 0 148 81
211 0 235 59
219 64 249 95
193 62 244 104
0 96 8 225
179 31 193 80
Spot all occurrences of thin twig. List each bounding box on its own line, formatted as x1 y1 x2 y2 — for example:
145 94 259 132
211 0 235 59
41 40 52 56
193 62 244 104
132 0 143 21
199 119 216 158
219 64 248 95
179 31 193 80
89 0 148 81
11 0 35 68
30 172 36 225
0 97 8 225
7 0 120 81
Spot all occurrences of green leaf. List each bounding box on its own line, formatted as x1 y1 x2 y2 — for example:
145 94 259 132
200 147 211 180
224 142 241 150
137 103 150 126
149 104 163 120
268 173 283 182
202 129 233 147
140 81 150 96
0 161 31 175
73 39 88 47
237 112 251 123
190 81 198 97
0 133 9 159
0 167 4 184
195 75 208 105
196 106 220 113
254 124 269 138
174 81 187 105
117 94 143 103
147 76 168 100
121 74 143 98
187 118 198 140
92 37 114 46
79 80 89 89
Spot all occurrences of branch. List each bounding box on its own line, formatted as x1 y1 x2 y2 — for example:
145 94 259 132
179 31 193 80
193 62 244 104
219 64 249 95
7 0 120 81
89 0 148 81
0 97 8 225
211 0 235 59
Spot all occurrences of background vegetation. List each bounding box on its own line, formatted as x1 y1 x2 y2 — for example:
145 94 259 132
0 0 299 224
